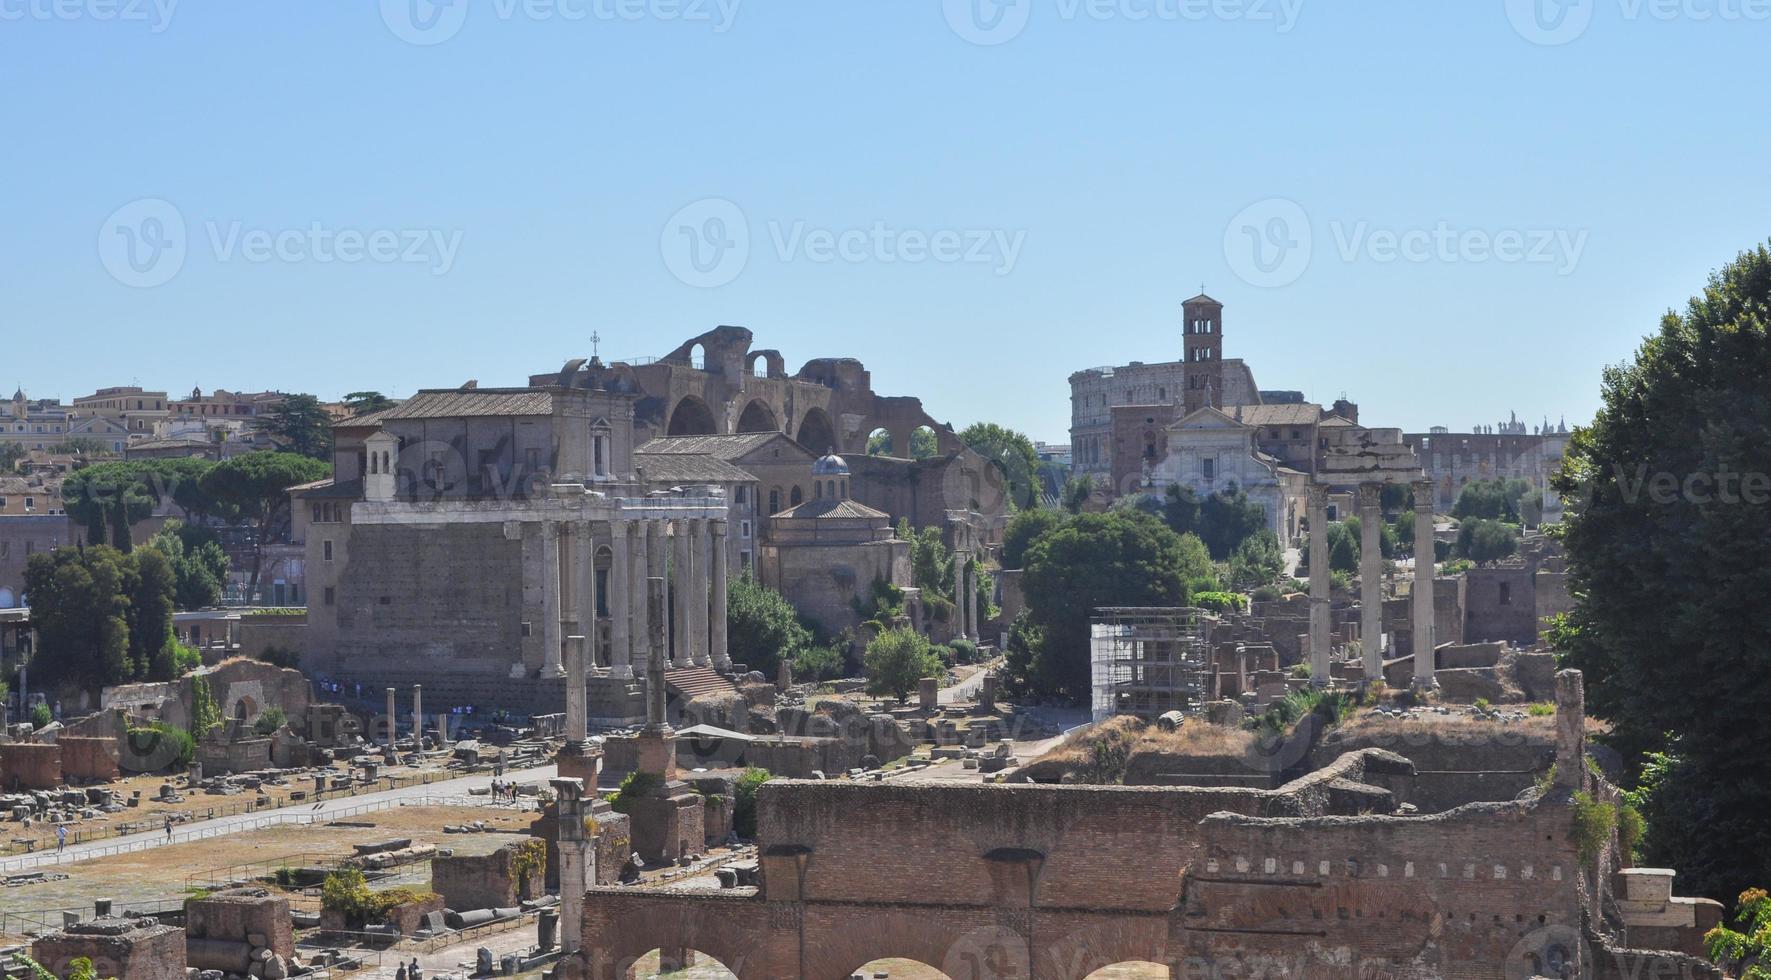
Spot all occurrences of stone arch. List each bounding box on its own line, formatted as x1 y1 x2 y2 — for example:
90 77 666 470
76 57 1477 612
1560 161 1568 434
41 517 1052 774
735 399 779 434
812 910 990 980
746 349 785 379
581 896 772 980
689 342 709 370
866 427 895 457
795 407 836 454
232 694 259 722
668 395 718 436
630 948 738 978
910 424 940 460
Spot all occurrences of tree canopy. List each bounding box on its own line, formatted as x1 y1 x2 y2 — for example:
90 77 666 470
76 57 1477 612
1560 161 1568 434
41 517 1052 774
200 452 331 601
959 422 1042 511
1550 241 1771 902
23 545 187 689
255 394 333 460
1014 509 1197 699
1162 483 1271 560
725 573 814 680
862 626 943 702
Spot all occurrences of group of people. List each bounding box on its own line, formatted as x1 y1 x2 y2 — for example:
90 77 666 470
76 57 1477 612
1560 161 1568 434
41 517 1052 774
393 957 423 980
489 779 522 802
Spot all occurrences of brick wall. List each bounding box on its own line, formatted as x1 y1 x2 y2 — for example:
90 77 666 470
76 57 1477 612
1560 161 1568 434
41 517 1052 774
1 742 62 790
58 736 121 782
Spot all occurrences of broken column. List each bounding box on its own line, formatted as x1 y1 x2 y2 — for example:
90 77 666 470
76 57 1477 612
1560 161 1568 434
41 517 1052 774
543 520 564 677
384 687 396 751
1412 479 1437 689
565 636 587 747
637 576 675 778
979 671 997 715
919 677 939 713
710 519 730 672
1554 669 1585 792
1358 483 1384 684
1306 484 1331 688
551 777 593 956
412 685 424 749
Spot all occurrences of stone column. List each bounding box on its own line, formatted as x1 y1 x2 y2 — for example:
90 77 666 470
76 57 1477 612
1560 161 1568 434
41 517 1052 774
412 685 424 750
551 777 592 956
671 520 692 669
1554 669 1585 791
565 635 588 748
956 545 970 637
1412 480 1437 689
384 687 396 750
689 518 710 668
610 521 632 678
710 520 731 672
644 520 665 672
574 523 595 671
646 576 668 730
542 521 564 677
1358 484 1385 685
1306 484 1331 689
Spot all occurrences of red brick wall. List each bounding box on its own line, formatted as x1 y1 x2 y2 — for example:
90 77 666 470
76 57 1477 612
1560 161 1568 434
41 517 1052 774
1 743 62 790
59 736 121 782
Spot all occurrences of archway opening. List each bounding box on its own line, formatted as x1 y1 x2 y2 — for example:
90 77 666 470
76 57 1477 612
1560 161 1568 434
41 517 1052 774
0 588 14 609
667 396 718 436
909 425 940 459
851 960 955 979
688 343 708 371
1082 961 1172 979
796 407 836 454
866 428 895 457
736 399 779 434
232 696 258 722
628 947 737 979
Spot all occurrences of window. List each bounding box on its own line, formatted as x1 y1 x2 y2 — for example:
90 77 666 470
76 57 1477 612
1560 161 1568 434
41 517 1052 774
790 485 803 507
735 486 748 505
22 497 33 511
1202 457 1215 480
593 433 609 478
769 489 781 514
324 587 336 606
741 550 753 571
1499 583 1512 606
521 622 533 637
740 520 752 539
814 482 823 500
323 540 334 562
596 568 610 617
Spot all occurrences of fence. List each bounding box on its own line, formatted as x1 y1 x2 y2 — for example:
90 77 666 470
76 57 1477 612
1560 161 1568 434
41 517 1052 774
0 898 184 938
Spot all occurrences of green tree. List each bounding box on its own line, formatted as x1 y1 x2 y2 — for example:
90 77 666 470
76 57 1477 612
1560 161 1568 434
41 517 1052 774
897 519 953 598
126 546 178 680
1002 507 1063 569
200 452 330 602
731 768 772 838
23 547 134 688
726 573 812 680
1164 483 1271 560
341 391 396 417
1704 887 1771 980
1227 529 1284 590
147 521 229 610
862 626 943 702
959 422 1042 511
1016 510 1190 699
254 394 333 460
1454 518 1520 564
1549 241 1771 901
0 444 25 474
61 462 158 549
1298 521 1362 576
1062 475 1094 514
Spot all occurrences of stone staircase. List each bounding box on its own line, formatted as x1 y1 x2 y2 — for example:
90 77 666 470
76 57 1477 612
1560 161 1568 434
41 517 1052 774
666 666 737 702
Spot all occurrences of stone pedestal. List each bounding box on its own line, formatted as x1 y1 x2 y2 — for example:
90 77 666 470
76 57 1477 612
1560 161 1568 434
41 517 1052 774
918 677 939 713
628 783 705 866
634 730 676 781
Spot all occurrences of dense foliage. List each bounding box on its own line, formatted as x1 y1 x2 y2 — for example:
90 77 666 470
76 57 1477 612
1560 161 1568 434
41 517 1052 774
862 627 943 702
959 422 1042 511
23 545 188 687
147 521 229 610
1550 242 1771 902
1161 483 1271 560
200 452 331 601
1452 477 1543 526
254 394 334 460
725 573 814 680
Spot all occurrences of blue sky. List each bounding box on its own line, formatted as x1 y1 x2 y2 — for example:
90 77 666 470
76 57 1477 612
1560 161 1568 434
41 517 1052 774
3 1 1767 442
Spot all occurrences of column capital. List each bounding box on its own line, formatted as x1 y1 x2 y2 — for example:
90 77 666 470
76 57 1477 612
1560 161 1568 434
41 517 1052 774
1413 478 1436 497
711 518 728 537
1357 483 1382 508
1307 483 1329 506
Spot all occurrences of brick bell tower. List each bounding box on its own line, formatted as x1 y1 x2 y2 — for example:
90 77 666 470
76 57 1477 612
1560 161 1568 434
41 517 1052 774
1182 293 1225 413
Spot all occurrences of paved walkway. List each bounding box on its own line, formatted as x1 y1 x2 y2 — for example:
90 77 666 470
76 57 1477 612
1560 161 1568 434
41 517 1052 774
0 763 558 874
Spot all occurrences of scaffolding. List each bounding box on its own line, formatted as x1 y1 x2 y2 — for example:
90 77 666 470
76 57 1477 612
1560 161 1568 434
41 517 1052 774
1090 607 1212 723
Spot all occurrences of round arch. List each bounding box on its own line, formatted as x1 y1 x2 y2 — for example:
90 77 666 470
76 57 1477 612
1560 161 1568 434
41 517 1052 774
667 395 719 436
736 399 779 434
795 406 836 454
1081 962 1171 979
630 947 737 978
909 424 940 459
232 695 259 723
0 588 14 609
865 427 894 457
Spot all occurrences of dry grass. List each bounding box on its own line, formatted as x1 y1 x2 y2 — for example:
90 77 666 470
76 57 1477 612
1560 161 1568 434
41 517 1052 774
1033 716 1255 771
1336 707 1557 737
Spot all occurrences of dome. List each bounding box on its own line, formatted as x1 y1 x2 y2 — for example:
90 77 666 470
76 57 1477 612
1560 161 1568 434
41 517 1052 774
812 450 849 476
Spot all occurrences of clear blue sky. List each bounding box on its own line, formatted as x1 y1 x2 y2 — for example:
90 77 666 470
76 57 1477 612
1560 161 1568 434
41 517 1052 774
4 1 1767 442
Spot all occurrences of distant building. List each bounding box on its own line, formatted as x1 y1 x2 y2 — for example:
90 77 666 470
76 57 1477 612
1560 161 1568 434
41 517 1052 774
0 474 74 609
0 390 73 452
169 387 286 419
72 386 169 436
1403 414 1571 511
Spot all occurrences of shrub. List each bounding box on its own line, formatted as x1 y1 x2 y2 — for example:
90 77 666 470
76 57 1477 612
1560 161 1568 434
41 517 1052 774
30 703 51 729
1250 585 1281 603
1618 802 1645 859
127 722 195 770
1570 791 1618 862
1528 702 1555 717
1704 887 1771 978
1193 591 1247 614
258 645 301 670
793 644 845 683
509 839 547 889
1474 697 1491 712
862 627 942 703
608 771 661 815
320 869 438 924
67 959 95 980
733 768 772 839
253 706 287 735
948 638 980 665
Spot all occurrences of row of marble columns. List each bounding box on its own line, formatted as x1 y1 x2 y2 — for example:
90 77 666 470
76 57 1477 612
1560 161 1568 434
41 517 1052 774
381 684 449 750
1306 480 1437 690
542 517 730 680
950 550 980 643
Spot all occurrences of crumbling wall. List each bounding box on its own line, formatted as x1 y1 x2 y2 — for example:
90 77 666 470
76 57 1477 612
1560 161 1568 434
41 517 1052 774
185 889 294 966
1 742 62 790
58 736 121 783
431 841 543 911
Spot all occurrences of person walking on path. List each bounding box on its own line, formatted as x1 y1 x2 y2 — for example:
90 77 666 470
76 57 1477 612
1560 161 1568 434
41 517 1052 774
55 824 65 852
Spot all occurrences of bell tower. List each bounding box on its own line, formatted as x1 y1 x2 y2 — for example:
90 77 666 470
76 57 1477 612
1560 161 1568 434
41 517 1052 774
1182 293 1225 412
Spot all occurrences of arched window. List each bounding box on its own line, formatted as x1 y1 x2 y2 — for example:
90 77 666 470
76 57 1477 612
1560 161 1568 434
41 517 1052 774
790 485 803 507
814 482 823 500
769 489 781 514
826 480 836 499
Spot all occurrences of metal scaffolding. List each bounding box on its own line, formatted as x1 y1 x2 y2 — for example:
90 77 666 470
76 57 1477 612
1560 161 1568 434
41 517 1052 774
1090 607 1212 723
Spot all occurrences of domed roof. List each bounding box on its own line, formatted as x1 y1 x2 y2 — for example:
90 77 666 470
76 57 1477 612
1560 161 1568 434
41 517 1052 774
812 449 849 476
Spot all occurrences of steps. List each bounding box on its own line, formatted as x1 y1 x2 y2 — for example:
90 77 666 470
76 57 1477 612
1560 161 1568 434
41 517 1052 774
666 666 737 702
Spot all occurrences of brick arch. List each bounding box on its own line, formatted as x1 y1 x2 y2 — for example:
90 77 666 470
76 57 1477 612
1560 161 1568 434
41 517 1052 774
736 399 779 434
581 894 775 980
667 395 719 436
795 406 836 454
1033 914 1174 980
809 909 991 980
